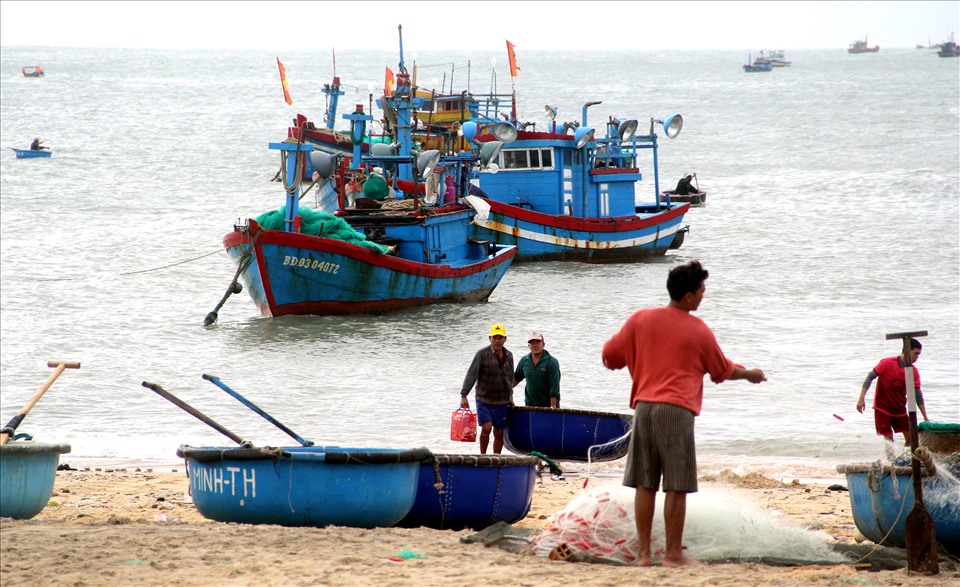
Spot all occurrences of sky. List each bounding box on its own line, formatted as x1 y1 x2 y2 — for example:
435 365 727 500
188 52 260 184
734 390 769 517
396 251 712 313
1 1 958 52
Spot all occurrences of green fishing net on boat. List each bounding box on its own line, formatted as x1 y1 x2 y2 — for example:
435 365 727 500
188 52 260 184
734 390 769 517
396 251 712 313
362 174 390 201
254 206 389 254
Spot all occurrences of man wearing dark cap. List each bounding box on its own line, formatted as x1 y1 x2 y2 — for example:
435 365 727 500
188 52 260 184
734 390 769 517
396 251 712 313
513 331 561 408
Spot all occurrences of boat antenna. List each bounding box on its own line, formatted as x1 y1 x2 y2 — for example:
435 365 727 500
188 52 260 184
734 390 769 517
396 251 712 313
332 46 337 77
397 25 407 74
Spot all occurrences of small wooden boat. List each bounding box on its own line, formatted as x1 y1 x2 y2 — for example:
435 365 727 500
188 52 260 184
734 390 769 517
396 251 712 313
176 445 433 528
660 189 706 206
0 442 71 519
21 66 44 78
837 462 960 556
503 406 633 462
396 454 540 530
9 148 52 159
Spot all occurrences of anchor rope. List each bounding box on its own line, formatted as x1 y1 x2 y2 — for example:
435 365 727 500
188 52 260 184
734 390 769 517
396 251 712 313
120 248 224 275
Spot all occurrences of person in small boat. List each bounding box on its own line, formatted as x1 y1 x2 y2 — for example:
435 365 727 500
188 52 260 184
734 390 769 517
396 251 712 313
30 137 48 151
460 323 515 454
513 331 561 408
674 174 698 195
856 338 927 451
602 260 767 568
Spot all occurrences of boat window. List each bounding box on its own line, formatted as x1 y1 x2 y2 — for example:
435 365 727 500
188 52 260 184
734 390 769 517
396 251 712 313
500 148 554 170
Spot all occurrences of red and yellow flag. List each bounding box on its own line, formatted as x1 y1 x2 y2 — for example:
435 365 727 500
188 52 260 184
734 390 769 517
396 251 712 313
384 66 396 97
506 40 520 77
277 57 293 105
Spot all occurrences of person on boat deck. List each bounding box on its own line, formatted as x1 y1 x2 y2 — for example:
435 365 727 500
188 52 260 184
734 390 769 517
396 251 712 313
513 331 561 408
856 338 927 450
602 260 767 568
674 174 697 195
460 323 515 454
30 137 48 151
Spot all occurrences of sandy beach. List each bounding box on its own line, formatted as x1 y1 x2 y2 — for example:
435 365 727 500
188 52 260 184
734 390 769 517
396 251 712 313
1 463 957 587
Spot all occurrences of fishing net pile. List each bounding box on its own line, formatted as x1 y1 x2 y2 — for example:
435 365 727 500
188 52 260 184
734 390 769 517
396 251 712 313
530 483 847 564
254 206 389 254
530 485 640 564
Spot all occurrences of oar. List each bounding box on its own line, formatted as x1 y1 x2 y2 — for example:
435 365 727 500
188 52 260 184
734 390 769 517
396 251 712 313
1 360 80 445
141 381 251 447
885 330 938 575
202 374 314 446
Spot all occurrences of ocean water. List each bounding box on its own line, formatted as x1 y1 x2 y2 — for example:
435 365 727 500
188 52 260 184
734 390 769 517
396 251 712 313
1 46 957 480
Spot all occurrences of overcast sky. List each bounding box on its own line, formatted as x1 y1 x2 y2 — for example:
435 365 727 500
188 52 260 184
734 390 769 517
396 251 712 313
1 1 957 52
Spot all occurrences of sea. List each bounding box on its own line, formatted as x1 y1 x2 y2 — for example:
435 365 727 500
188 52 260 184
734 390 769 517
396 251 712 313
1 45 958 481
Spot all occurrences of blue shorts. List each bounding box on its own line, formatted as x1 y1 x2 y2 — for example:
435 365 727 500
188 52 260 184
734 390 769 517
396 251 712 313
476 401 509 429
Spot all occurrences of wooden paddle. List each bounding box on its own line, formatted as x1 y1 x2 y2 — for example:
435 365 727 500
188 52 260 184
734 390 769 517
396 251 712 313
141 381 250 446
885 330 938 575
1 360 80 445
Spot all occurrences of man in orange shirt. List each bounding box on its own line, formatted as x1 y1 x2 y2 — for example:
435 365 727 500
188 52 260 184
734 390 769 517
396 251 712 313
602 260 766 567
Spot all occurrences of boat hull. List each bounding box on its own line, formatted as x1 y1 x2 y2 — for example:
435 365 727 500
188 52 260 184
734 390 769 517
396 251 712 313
177 446 431 528
224 220 516 317
396 454 540 530
503 406 633 462
0 442 71 519
11 148 51 159
467 197 689 263
839 463 960 556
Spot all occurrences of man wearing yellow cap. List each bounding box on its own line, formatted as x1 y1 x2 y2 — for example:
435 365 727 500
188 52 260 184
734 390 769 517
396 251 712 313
460 323 515 454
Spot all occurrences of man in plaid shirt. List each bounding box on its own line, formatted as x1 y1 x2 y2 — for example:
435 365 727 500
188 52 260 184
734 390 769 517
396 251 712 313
460 323 515 454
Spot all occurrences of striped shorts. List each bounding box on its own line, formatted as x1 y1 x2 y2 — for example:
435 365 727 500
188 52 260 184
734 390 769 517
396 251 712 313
622 401 698 493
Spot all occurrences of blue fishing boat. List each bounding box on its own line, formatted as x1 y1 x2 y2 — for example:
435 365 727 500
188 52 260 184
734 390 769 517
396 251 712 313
9 148 51 159
292 41 691 264
743 53 773 72
0 442 71 519
837 462 960 556
503 406 633 462
396 454 540 530
218 29 516 319
177 445 433 528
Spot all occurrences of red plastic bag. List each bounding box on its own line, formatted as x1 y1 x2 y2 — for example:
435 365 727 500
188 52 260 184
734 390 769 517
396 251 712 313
450 407 477 442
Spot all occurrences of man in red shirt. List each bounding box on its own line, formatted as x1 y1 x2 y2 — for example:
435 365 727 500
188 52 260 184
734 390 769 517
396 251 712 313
856 338 926 448
602 260 766 567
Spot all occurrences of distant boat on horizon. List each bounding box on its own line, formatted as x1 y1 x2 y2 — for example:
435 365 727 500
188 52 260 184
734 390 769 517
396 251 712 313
848 36 879 54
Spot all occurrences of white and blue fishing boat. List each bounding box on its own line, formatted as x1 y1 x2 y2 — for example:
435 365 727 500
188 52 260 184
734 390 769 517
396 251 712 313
396 454 540 531
743 53 773 72
503 406 633 462
291 42 690 264
217 29 516 319
177 445 433 528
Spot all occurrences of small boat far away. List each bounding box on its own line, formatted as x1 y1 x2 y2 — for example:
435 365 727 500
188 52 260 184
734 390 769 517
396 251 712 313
937 33 959 57
21 65 44 78
743 53 773 72
848 36 880 53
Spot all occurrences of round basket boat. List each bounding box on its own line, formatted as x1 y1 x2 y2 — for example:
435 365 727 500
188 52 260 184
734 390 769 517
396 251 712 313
395 453 542 531
176 445 433 528
504 406 632 462
0 441 71 519
917 422 960 455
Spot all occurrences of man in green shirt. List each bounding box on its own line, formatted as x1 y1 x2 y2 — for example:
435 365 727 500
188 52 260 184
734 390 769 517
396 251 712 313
513 332 561 408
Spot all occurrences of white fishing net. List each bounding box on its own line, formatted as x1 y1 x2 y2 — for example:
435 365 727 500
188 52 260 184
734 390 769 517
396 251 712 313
530 482 848 564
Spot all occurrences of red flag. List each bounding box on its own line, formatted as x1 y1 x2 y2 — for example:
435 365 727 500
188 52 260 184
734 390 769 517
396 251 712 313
277 57 293 105
384 66 395 97
506 40 520 77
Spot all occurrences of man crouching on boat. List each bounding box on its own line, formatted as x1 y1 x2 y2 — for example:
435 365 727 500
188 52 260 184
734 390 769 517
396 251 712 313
460 323 515 454
602 260 766 567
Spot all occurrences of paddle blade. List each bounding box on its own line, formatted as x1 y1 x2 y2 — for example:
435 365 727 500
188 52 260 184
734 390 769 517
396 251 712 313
905 504 940 575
